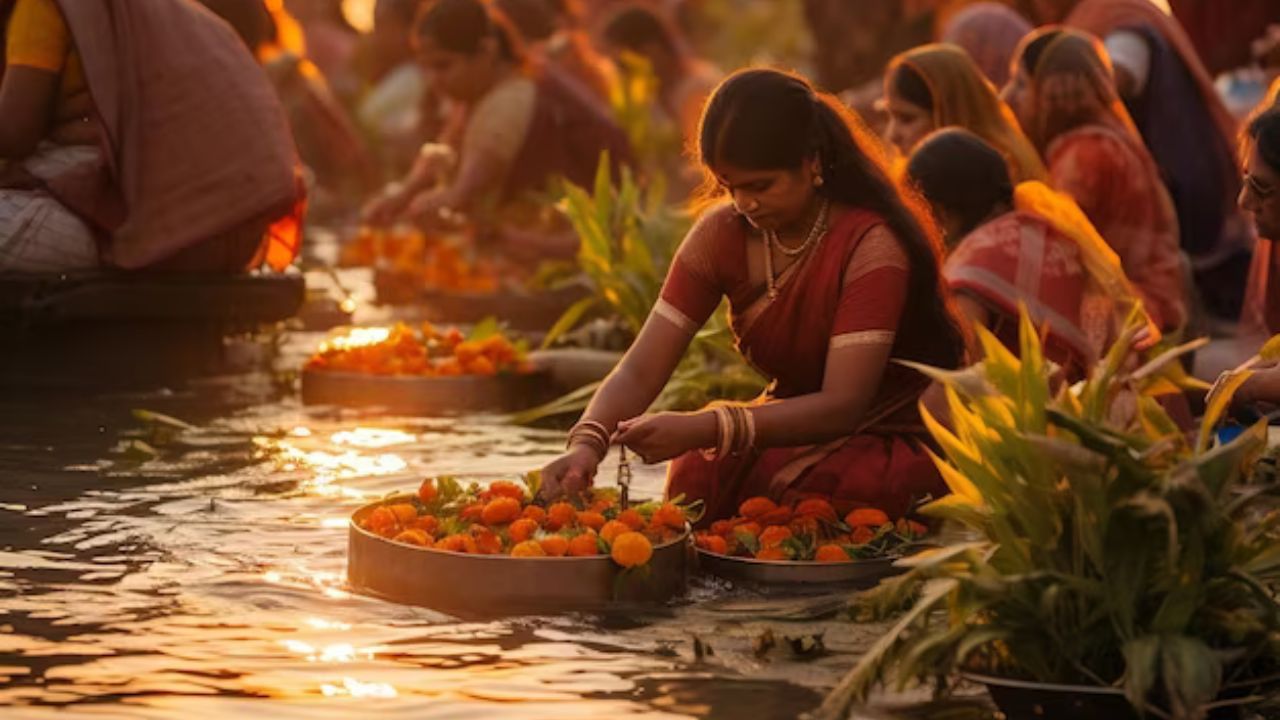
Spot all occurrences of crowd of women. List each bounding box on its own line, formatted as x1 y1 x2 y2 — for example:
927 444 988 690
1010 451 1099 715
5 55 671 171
4 0 1280 522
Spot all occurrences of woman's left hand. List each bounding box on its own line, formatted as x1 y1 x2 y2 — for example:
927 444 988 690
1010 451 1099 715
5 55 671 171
614 411 715 465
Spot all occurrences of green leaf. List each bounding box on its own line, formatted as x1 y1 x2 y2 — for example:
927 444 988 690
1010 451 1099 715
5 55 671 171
1159 636 1221 718
1121 635 1160 709
541 296 601 348
1197 370 1254 452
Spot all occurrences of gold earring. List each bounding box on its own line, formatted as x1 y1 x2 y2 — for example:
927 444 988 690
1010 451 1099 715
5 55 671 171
814 176 824 187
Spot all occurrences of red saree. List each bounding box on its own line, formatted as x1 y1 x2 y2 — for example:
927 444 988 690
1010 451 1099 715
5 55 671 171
656 205 949 523
945 210 1106 379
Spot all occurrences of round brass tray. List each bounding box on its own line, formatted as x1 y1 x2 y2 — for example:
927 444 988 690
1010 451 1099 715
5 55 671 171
348 495 692 617
373 271 586 332
696 548 902 587
300 367 552 415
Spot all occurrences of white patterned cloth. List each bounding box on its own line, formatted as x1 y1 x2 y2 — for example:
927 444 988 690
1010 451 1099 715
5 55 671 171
0 143 100 272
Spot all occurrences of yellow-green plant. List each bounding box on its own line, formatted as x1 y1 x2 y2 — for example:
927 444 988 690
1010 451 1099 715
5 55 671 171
515 157 764 424
814 309 1280 720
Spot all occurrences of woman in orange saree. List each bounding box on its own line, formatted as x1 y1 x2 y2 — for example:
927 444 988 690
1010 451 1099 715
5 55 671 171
540 68 967 523
1004 28 1186 333
883 43 1047 184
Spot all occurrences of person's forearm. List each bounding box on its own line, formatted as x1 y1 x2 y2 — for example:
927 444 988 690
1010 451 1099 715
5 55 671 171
748 391 873 448
581 360 672 434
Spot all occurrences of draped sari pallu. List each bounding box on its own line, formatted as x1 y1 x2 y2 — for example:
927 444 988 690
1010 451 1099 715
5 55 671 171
659 208 947 524
945 210 1105 380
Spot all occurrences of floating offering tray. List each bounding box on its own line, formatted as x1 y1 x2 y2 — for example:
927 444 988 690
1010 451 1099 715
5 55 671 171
348 494 692 617
301 367 551 415
374 270 587 332
695 548 901 587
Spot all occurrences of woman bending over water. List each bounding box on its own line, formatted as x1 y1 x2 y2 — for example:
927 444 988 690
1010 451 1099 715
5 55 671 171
541 68 966 523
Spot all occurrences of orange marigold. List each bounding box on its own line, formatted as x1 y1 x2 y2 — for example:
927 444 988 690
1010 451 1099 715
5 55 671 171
610 532 653 568
411 514 440 536
460 503 484 522
546 502 577 531
696 534 729 555
435 534 478 553
815 544 852 562
845 508 890 528
539 535 570 557
577 511 607 531
851 525 876 545
754 547 789 561
481 497 522 526
616 509 645 531
522 505 547 524
471 526 503 555
508 518 539 543
387 503 418 526
738 496 777 519
794 498 837 522
651 503 685 530
600 520 631 544
757 506 793 527
417 478 438 503
485 480 526 502
568 531 600 556
758 526 793 549
510 540 546 557
392 529 430 546
709 519 737 537
367 507 398 536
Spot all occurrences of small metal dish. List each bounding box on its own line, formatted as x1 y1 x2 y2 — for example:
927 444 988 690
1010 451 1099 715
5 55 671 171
696 548 903 588
348 495 692 617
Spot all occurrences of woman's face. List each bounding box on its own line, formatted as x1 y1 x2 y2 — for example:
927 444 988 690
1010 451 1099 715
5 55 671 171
1001 65 1035 131
416 36 492 102
711 159 818 232
884 92 934 155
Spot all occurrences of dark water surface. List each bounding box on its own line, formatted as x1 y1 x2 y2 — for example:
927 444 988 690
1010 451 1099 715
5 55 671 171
0 320 839 719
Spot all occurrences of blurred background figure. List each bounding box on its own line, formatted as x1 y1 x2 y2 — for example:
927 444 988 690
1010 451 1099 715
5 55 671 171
494 0 616 104
356 0 432 177
601 3 721 156
907 128 1145 380
363 0 632 263
0 0 303 273
940 2 1032 87
1005 28 1186 332
200 0 377 210
1023 0 1252 324
883 43 1046 184
285 0 363 103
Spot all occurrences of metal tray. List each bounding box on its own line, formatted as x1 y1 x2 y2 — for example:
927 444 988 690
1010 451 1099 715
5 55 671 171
300 367 553 415
373 271 586 331
696 548 903 587
348 495 692 617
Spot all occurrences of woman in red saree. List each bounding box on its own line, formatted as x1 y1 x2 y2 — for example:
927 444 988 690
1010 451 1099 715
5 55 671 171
907 128 1149 380
540 68 967 523
1004 28 1186 333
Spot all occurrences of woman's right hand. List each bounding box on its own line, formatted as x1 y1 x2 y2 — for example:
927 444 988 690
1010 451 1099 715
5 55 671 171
538 444 601 501
361 185 410 226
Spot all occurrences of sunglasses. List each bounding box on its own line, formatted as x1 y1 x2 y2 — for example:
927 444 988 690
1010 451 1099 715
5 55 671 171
1246 173 1276 201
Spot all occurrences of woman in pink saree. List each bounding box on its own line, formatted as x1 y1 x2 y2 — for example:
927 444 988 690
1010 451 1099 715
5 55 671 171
540 68 967 523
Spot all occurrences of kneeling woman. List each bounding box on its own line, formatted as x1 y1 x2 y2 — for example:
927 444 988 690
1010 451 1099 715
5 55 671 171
906 128 1150 380
541 68 967 523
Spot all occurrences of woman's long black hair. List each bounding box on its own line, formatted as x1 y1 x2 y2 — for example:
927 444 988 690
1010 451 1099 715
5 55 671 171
415 0 526 65
697 68 966 370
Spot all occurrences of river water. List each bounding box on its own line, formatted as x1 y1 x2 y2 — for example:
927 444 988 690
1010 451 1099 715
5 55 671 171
0 287 888 719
